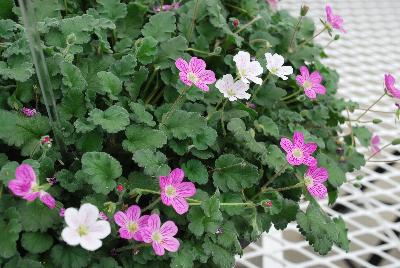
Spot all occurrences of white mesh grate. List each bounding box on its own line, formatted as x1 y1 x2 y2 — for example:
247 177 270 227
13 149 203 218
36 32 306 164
236 1 400 267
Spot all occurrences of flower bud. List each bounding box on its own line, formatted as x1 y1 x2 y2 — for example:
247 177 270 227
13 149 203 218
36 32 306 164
213 46 222 55
117 184 124 192
66 33 77 45
334 34 340 41
391 138 400 145
233 19 239 28
372 119 382 124
300 5 309 16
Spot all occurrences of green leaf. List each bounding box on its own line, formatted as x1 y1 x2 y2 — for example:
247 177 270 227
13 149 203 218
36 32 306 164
129 102 156 127
88 105 130 133
19 200 60 232
161 110 207 140
110 54 137 79
254 81 286 106
0 161 18 186
21 232 53 254
90 257 122 268
96 0 127 22
142 12 176 42
255 115 279 138
74 118 96 133
60 61 87 92
317 153 346 187
271 199 299 230
97 71 122 99
81 152 122 194
213 154 260 192
132 149 170 177
263 145 287 172
182 159 208 184
127 66 149 100
51 245 91 268
0 0 14 19
0 57 34 82
122 126 167 152
0 208 21 258
192 126 217 150
56 169 84 192
333 216 350 252
59 90 86 120
136 37 158 65
155 35 188 69
202 239 235 268
116 3 147 39
353 126 372 147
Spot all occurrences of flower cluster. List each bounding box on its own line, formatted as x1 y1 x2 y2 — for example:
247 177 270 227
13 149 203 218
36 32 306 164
280 131 329 199
21 107 37 117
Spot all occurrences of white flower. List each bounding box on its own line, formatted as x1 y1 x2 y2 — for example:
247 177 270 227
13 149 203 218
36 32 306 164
265 53 293 80
216 74 251 101
233 51 263 85
61 203 111 251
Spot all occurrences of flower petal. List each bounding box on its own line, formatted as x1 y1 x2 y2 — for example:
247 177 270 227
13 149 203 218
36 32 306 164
248 76 263 85
126 205 141 221
147 214 161 232
198 70 216 84
15 164 36 184
312 84 326 95
303 142 318 154
171 196 189 215
280 137 293 153
114 211 128 227
8 179 30 197
194 82 209 92
39 192 56 209
23 191 40 202
162 237 180 253
89 220 111 239
299 66 310 79
119 227 134 240
176 182 196 198
61 227 80 246
80 234 102 251
233 51 251 67
308 166 328 183
303 155 318 167
141 228 153 243
308 183 327 199
175 58 189 73
64 207 80 228
296 74 306 87
160 220 178 237
304 88 317 99
152 241 165 256
161 192 173 206
79 203 99 226
309 71 322 84
286 153 303 166
189 57 206 75
179 72 193 87
293 131 304 146
169 168 185 184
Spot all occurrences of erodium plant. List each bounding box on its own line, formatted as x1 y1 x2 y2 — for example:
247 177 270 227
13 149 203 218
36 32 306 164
0 1 399 267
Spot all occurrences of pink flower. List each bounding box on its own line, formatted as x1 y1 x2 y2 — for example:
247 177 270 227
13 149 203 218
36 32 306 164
159 168 196 215
326 5 345 33
385 74 400 99
142 214 180 256
99 212 108 221
175 57 216 92
8 164 56 209
114 205 149 241
154 2 180 12
296 66 326 100
21 107 37 117
280 131 318 166
60 208 66 217
304 166 329 199
266 0 278 10
371 135 380 154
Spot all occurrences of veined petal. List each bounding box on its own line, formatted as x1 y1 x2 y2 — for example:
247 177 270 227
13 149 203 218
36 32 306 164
233 51 251 67
8 179 30 197
141 228 153 243
22 191 40 202
176 182 196 198
198 70 216 84
126 205 141 221
171 197 189 215
287 153 303 166
152 241 165 256
302 155 318 167
160 220 178 236
162 237 180 252
299 66 310 79
39 192 56 209
147 214 161 231
179 72 193 87
189 57 206 74
80 234 102 251
119 227 134 240
114 211 128 227
175 58 189 73
293 131 305 146
79 203 99 226
15 164 37 184
161 192 173 206
64 207 80 228
309 71 322 84
303 142 318 154
89 220 111 239
160 175 172 189
61 227 80 246
169 168 185 184
308 166 328 183
304 88 317 99
312 84 326 95
271 53 284 67
280 138 293 153
194 82 210 92
308 183 327 199
248 76 263 85
279 66 293 76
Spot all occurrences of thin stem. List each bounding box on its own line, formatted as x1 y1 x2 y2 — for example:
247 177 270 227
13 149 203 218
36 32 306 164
264 182 304 192
188 202 255 207
346 107 355 147
224 3 251 17
234 15 261 34
210 161 246 173
220 99 228 136
64 0 67 14
282 88 302 101
262 163 289 189
143 67 159 103
289 16 304 51
142 197 161 212
355 92 386 121
30 141 40 158
161 87 189 124
368 159 400 163
188 0 201 41
297 25 328 49
186 47 215 57
355 108 394 114
367 143 392 161
206 97 224 120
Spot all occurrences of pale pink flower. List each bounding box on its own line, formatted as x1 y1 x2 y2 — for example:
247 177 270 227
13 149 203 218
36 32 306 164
304 166 329 199
233 51 263 85
266 0 278 10
175 57 216 92
8 164 56 209
371 135 381 154
142 214 180 256
385 74 400 99
154 2 180 12
280 131 318 166
326 5 345 33
21 107 37 117
159 168 196 215
114 205 149 241
296 66 326 100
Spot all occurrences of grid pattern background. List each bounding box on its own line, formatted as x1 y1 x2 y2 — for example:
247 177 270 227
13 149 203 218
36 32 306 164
236 0 400 267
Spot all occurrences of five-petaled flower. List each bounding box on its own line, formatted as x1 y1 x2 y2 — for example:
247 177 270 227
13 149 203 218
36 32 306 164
160 168 196 215
326 5 345 33
215 74 251 101
61 203 111 251
371 135 381 154
280 131 318 166
233 51 264 85
265 53 293 80
21 107 37 117
142 214 180 256
154 2 180 12
8 164 56 209
304 166 329 199
296 66 326 100
175 57 216 92
384 74 400 99
114 205 149 241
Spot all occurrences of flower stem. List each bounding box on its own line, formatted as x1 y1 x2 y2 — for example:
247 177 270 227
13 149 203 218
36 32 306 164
346 107 355 147
161 87 189 124
143 67 159 104
234 15 262 34
188 202 255 207
355 92 386 121
367 142 392 161
186 47 215 57
282 88 302 101
263 182 304 192
297 25 328 49
188 0 201 41
368 158 400 163
142 197 161 212
262 162 289 190
220 99 228 136
289 16 304 51
355 108 394 114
